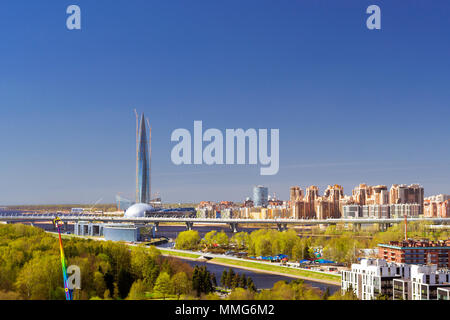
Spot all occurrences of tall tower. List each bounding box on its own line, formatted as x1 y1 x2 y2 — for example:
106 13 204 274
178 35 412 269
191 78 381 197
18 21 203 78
135 111 151 204
253 185 268 207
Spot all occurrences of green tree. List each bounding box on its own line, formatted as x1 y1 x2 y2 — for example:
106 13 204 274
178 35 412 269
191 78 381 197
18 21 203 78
204 292 221 300
153 272 172 300
226 268 235 288
268 281 295 300
215 231 229 247
192 266 213 297
329 287 358 300
171 272 191 299
256 238 272 257
230 232 250 250
211 273 217 287
220 270 228 288
228 288 255 300
203 231 217 248
93 271 107 298
117 268 134 299
15 254 62 300
0 290 22 300
130 246 151 279
175 230 201 250
292 238 313 261
113 283 120 299
321 288 330 300
103 289 112 300
246 277 256 292
239 274 247 288
322 235 359 264
127 279 147 300
230 274 240 289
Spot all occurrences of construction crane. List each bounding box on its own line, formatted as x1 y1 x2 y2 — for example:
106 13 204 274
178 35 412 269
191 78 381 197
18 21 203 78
116 192 123 211
89 197 103 213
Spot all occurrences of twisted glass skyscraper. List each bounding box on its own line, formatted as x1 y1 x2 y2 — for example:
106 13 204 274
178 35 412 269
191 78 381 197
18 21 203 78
136 112 151 204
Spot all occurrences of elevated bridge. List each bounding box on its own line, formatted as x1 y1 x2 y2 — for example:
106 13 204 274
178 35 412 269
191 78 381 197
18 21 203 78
0 212 449 232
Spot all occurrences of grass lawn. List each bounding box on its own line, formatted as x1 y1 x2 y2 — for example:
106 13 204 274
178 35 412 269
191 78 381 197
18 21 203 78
47 232 99 241
158 249 202 259
211 257 341 284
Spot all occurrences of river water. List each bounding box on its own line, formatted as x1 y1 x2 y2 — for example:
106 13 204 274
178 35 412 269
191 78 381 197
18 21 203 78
154 224 278 239
177 258 339 294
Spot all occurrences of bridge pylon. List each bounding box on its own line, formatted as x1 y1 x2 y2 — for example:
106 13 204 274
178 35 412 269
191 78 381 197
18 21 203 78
229 223 238 233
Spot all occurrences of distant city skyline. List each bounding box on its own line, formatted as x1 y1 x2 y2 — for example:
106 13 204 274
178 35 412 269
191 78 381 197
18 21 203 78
1 1 450 205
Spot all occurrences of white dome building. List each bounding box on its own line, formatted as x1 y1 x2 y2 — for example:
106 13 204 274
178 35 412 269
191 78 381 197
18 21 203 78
124 203 153 218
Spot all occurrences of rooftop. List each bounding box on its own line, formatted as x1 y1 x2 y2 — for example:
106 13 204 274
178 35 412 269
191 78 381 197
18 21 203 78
379 239 450 249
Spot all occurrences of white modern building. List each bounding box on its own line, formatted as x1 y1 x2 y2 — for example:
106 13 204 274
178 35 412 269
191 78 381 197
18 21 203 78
342 205 361 219
410 265 450 300
361 204 390 219
341 203 421 219
342 259 410 300
394 264 450 300
342 258 450 300
389 203 420 218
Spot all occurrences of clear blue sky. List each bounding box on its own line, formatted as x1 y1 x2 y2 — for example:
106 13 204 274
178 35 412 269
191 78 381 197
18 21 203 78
1 1 449 205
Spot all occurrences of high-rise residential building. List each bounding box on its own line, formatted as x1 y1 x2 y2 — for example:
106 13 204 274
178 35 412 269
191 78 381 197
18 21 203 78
323 184 344 201
424 195 450 218
135 112 151 204
352 184 370 205
288 182 427 220
323 184 344 218
365 185 389 205
424 200 450 218
253 185 268 207
315 198 333 219
305 185 319 202
291 201 308 219
405 184 424 205
390 184 407 204
425 194 450 202
290 186 305 219
305 185 320 218
289 186 303 203
390 184 424 213
290 185 345 219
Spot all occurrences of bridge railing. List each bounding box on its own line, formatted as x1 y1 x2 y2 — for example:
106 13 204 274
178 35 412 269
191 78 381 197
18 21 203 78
0 213 450 224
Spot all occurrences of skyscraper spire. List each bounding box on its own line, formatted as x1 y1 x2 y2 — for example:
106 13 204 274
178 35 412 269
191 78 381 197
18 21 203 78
136 111 151 203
